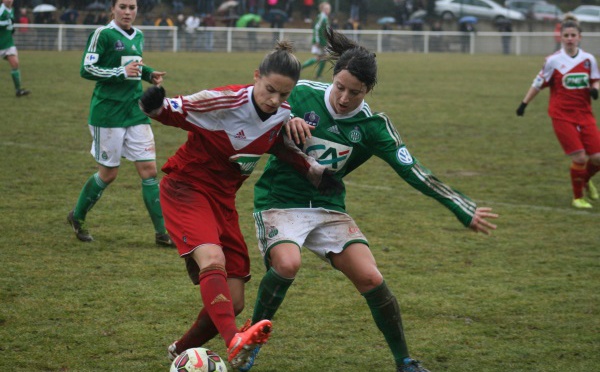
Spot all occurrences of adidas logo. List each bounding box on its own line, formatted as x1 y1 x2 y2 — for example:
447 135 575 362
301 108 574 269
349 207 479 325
211 294 231 305
328 125 340 134
234 130 246 139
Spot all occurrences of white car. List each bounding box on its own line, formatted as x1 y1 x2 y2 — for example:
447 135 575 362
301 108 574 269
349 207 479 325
571 5 600 23
435 0 526 21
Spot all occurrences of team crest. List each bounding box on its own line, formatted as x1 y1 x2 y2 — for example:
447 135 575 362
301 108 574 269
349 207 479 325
349 126 362 143
303 111 320 127
268 227 279 238
101 151 108 160
114 40 125 51
585 60 591 70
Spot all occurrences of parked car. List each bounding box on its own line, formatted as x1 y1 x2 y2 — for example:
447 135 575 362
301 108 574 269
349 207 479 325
530 3 563 21
435 0 526 22
571 5 600 23
505 0 544 16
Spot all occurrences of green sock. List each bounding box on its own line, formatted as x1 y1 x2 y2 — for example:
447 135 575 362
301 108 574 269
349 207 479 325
362 281 410 365
142 177 166 234
301 57 317 69
315 61 326 79
73 172 108 221
11 69 21 91
251 267 294 324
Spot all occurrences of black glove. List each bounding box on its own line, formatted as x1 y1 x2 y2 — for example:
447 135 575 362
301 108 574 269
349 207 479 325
140 86 165 113
516 102 527 116
591 88 599 100
317 169 344 196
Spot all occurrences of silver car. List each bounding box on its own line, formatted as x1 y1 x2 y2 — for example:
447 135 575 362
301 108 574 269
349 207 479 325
435 0 526 21
571 5 600 23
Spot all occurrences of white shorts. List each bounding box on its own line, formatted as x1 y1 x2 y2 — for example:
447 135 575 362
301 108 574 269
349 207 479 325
311 45 325 56
89 124 156 167
253 208 368 265
0 46 17 59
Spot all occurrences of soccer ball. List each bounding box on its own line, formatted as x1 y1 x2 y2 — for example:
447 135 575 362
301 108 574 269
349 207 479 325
170 347 228 372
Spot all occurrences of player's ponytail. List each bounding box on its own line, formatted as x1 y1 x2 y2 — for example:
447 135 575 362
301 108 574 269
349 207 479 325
258 39 301 83
325 28 378 92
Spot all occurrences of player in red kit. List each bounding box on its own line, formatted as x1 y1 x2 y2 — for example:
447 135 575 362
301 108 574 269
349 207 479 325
517 14 600 209
139 40 341 370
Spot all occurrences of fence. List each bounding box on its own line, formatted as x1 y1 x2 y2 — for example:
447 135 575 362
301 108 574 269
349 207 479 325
12 24 600 55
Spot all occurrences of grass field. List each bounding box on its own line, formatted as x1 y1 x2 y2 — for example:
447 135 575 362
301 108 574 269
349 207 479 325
1 50 599 372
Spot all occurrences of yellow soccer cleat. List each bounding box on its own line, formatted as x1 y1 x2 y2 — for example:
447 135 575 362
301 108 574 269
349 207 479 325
572 198 593 209
586 181 599 200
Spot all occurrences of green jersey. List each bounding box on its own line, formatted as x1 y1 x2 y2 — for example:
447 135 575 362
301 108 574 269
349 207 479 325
0 3 14 50
254 80 477 227
81 20 155 128
312 11 329 47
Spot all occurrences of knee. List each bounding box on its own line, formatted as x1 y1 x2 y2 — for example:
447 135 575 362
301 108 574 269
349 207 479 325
589 154 600 166
271 257 301 279
233 300 245 316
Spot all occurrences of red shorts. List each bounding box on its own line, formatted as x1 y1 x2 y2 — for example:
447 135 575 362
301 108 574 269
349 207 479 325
160 176 251 284
551 114 600 155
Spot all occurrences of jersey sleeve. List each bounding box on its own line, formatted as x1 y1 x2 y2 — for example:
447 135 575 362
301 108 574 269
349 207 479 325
532 57 554 90
371 113 477 227
80 29 127 82
590 55 600 82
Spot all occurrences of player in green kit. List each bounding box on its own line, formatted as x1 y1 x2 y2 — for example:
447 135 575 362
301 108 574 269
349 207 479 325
301 1 330 80
0 0 29 97
67 0 173 247
242 29 499 372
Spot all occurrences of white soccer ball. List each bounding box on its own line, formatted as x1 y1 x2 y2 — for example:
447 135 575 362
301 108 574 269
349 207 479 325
170 347 228 372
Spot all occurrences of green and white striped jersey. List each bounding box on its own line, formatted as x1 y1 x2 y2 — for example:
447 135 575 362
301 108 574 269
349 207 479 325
254 80 477 227
80 20 155 127
0 3 15 50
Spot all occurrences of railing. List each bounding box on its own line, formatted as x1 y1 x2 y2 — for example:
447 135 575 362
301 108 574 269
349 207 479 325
12 24 600 55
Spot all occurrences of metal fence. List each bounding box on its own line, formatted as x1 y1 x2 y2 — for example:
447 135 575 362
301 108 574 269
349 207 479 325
12 24 600 55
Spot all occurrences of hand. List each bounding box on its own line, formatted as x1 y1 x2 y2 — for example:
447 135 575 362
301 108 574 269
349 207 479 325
591 88 599 100
140 85 166 113
124 61 142 78
516 102 527 116
469 207 498 235
151 71 166 85
317 169 344 196
284 117 313 145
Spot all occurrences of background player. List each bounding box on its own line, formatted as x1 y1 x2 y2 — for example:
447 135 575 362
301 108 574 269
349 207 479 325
516 14 600 209
0 0 29 97
300 1 330 80
245 28 498 372
138 40 341 369
67 0 173 246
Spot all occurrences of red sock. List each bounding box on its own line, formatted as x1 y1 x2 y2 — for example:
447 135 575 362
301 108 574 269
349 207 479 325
570 162 588 199
175 308 219 353
585 161 600 182
198 267 238 345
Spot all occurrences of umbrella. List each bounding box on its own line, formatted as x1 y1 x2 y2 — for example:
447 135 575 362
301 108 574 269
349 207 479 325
409 10 427 20
217 0 239 14
264 9 288 23
86 1 107 11
236 13 261 28
377 17 396 25
32 4 57 13
459 16 478 24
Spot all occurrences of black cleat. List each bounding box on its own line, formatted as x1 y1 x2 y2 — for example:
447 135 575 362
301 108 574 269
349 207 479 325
67 211 93 242
16 89 30 97
156 232 175 247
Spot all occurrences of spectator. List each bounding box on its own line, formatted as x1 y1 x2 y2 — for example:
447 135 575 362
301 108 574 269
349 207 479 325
200 13 215 51
496 19 512 55
184 13 200 50
83 12 96 25
302 0 313 23
17 8 29 33
173 0 184 14
155 13 174 51
95 11 108 25
459 20 475 53
60 2 79 50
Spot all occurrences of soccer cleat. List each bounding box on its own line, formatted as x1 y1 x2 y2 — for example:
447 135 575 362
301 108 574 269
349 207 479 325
237 345 261 372
156 232 175 247
586 181 599 200
167 341 179 362
67 211 93 242
16 89 30 97
227 319 272 369
397 358 431 372
572 198 593 209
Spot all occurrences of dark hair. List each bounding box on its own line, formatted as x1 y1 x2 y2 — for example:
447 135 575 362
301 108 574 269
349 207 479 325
324 27 377 91
258 40 301 83
561 13 582 33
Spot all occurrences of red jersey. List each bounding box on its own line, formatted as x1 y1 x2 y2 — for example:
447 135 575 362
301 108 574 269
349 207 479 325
533 48 600 122
153 84 309 208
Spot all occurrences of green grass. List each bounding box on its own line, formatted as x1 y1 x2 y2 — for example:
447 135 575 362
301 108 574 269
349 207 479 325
1 51 599 371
